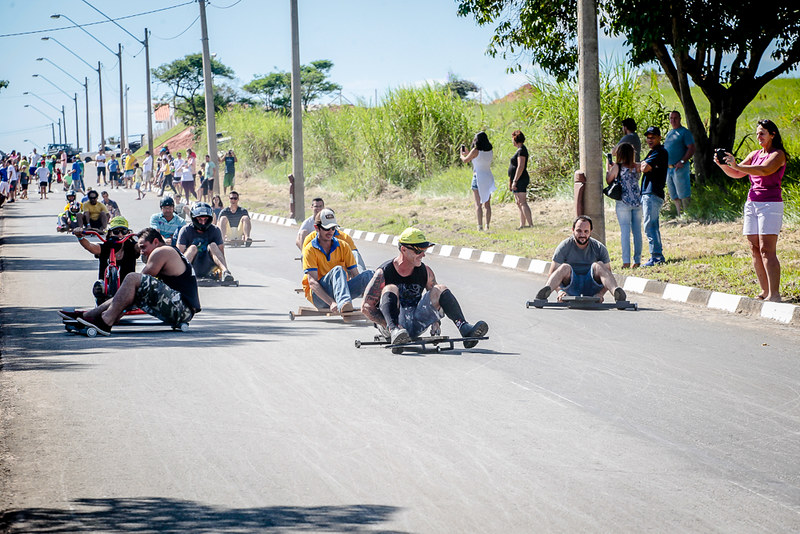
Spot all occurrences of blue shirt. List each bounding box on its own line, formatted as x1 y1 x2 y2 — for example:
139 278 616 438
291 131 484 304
664 126 694 165
641 145 668 199
108 159 120 172
71 161 82 178
150 212 186 240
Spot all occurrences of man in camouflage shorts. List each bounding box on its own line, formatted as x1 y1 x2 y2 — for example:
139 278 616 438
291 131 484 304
59 228 201 336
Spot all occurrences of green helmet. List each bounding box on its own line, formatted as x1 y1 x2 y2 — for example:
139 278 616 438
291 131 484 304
108 216 129 231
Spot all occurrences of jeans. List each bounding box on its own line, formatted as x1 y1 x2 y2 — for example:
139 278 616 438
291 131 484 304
642 193 664 258
311 266 374 308
615 201 643 264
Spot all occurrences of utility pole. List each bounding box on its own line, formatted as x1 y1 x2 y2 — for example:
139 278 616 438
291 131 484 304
118 43 126 151
84 77 90 151
198 0 220 195
125 84 130 144
73 94 79 149
98 61 105 149
145 28 154 158
51 123 56 145
58 118 62 143
60 105 67 145
290 0 304 222
577 0 605 242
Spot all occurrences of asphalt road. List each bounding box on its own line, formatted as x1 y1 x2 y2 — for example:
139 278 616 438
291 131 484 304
1 187 799 533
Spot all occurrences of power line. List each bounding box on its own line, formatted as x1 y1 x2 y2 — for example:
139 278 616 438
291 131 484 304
0 2 195 39
210 0 244 9
152 15 200 41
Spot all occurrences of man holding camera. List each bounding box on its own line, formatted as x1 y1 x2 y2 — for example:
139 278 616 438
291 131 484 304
639 126 669 267
664 111 696 216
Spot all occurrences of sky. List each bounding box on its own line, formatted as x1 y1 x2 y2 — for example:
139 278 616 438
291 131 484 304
2 0 637 153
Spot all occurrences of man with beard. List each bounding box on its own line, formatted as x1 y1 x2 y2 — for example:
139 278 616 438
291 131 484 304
535 216 626 303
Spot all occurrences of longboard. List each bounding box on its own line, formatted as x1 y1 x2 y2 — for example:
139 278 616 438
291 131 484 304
289 306 366 323
224 238 265 248
355 334 490 354
197 277 239 287
62 316 189 337
526 295 638 310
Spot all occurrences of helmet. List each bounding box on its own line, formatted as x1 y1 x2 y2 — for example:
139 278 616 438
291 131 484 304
190 202 214 231
108 216 129 231
160 196 175 208
66 190 76 201
69 201 81 214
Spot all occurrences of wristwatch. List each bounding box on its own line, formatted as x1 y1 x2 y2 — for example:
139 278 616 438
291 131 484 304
679 160 685 164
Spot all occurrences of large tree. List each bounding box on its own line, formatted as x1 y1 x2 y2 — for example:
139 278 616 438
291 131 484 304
457 0 800 184
243 60 341 113
152 54 235 126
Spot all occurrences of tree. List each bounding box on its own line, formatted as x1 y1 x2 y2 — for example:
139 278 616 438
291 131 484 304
445 74 480 99
152 54 235 126
243 60 341 113
457 0 800 184
0 80 8 92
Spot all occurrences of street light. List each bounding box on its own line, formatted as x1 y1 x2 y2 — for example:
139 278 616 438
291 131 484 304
51 13 125 151
37 57 90 151
79 0 155 157
23 139 42 150
33 73 78 149
41 35 105 151
24 104 58 144
23 91 66 143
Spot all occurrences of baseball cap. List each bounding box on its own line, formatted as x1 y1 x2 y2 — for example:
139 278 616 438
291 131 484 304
398 227 435 249
315 208 339 230
645 126 661 136
108 216 129 230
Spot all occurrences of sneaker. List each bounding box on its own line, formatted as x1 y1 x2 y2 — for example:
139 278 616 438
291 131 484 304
222 270 234 282
390 327 411 345
535 286 552 301
374 323 391 339
459 320 489 348
613 287 627 302
77 315 112 336
642 256 665 267
245 237 253 247
58 309 84 321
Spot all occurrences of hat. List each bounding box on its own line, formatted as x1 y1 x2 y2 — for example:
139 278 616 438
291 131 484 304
315 208 338 230
108 216 129 230
398 227 435 249
645 126 661 136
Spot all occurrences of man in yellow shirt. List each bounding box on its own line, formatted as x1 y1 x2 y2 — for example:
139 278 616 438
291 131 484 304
302 209 373 313
82 189 110 230
123 148 137 188
301 209 367 272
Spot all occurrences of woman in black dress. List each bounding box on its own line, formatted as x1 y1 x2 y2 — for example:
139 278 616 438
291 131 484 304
509 130 533 229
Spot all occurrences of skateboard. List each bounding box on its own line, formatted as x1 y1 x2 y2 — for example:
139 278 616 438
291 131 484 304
197 276 239 287
61 315 189 337
355 334 490 354
526 295 638 310
224 238 264 248
289 306 366 323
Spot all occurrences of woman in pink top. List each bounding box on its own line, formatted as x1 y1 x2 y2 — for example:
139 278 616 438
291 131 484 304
716 119 787 302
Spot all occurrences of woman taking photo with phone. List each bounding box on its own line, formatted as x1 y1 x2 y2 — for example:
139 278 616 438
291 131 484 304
606 142 642 268
460 131 496 231
715 119 787 302
509 130 533 229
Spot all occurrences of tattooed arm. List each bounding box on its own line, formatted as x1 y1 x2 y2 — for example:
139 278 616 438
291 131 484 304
361 268 386 325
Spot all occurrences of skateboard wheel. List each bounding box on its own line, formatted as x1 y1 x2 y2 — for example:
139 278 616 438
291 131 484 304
86 327 97 338
525 301 531 308
289 311 295 321
178 323 190 332
354 340 362 348
391 347 403 355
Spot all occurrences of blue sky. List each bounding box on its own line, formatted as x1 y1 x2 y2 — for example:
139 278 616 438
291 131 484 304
2 0 633 152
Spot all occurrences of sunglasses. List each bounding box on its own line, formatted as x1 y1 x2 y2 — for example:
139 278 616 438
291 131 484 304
229 196 239 200
405 245 426 255
110 228 128 236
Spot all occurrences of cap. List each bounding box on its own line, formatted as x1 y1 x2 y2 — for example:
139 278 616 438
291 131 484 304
108 216 129 230
645 126 661 136
398 227 435 249
315 208 339 230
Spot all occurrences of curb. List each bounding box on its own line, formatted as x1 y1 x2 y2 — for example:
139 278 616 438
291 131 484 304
253 212 800 328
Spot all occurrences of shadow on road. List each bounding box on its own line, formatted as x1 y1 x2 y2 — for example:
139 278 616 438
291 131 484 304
0 257 97 272
0 497 405 533
0 234 72 246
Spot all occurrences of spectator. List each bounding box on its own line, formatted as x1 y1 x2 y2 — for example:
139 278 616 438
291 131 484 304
664 111 696 216
606 143 642 268
223 149 237 195
614 118 641 161
509 130 533 229
715 119 787 302
639 126 669 266
295 197 325 250
460 131 496 231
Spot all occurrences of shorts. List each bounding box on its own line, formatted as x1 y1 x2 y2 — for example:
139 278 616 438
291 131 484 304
135 274 195 325
97 167 106 177
510 176 529 194
227 226 243 240
743 200 783 236
471 175 478 190
666 166 691 199
399 293 444 338
223 171 235 188
135 182 141 190
88 217 105 230
562 265 604 297
191 251 216 278
124 170 135 178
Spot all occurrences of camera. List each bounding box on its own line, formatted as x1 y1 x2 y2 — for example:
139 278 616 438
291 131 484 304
606 153 613 165
715 148 728 164
460 144 466 152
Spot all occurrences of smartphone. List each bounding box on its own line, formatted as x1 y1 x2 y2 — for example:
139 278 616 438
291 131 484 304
460 144 466 152
606 153 613 165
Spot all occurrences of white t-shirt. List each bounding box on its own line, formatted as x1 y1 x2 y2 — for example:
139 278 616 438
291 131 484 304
96 153 107 168
36 166 50 183
143 155 153 173
298 215 315 236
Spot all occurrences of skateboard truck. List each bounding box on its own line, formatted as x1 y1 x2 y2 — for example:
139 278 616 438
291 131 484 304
526 295 638 310
355 334 489 354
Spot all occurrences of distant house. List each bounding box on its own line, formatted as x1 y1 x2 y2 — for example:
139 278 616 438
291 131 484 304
154 104 177 132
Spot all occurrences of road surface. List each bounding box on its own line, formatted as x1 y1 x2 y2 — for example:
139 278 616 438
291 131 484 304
1 189 799 532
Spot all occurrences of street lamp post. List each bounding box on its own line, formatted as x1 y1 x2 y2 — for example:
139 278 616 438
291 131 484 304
50 14 123 151
23 139 41 150
32 73 78 149
24 104 58 144
23 91 66 143
36 57 90 151
41 36 104 151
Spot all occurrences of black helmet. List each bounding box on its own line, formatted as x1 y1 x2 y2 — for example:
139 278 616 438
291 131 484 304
190 202 214 231
160 196 175 208
66 190 76 201
69 201 81 214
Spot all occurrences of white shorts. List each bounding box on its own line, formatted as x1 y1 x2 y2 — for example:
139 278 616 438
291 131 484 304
742 200 783 236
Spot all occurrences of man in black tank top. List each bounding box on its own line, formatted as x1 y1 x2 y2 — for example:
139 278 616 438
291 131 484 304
362 227 488 347
60 228 200 336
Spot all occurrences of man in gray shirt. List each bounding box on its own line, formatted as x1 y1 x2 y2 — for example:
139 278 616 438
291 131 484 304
536 216 626 302
613 118 641 162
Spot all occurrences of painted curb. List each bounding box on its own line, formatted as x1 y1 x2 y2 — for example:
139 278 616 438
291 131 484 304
255 212 800 327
